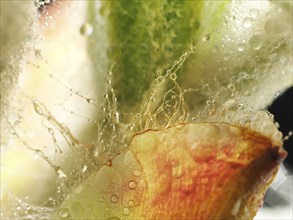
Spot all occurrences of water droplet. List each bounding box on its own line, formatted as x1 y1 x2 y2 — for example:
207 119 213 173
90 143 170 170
269 53 278 62
212 45 219 54
128 180 137 190
34 49 42 59
156 76 164 84
80 23 93 36
82 165 88 172
279 56 288 64
1 75 13 87
249 35 263 50
171 160 179 167
115 112 120 122
58 207 69 218
122 207 131 216
224 99 239 111
150 96 156 102
133 170 142 177
228 84 235 90
98 197 105 202
170 73 177 80
202 34 210 42
56 168 67 178
33 101 43 115
249 9 260 19
48 128 54 134
242 17 253 29
128 200 135 207
237 43 246 52
75 185 83 193
110 195 119 203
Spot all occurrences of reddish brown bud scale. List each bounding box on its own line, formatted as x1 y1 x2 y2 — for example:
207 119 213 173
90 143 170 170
130 122 286 219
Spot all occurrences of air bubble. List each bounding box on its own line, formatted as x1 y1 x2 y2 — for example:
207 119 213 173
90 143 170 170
128 180 137 190
249 35 263 50
122 207 131 216
58 207 70 218
242 17 253 29
80 23 93 36
110 195 119 203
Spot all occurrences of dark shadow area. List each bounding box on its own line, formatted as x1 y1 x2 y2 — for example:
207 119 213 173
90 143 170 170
267 86 293 173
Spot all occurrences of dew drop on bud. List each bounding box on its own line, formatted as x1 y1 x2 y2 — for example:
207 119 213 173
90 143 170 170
249 9 260 19
128 180 137 190
170 73 177 80
82 165 88 173
242 17 253 29
237 43 246 52
122 207 131 216
133 170 142 177
110 195 119 203
249 35 263 50
171 160 179 167
58 207 69 218
212 45 219 54
98 197 105 202
80 23 93 36
33 101 43 115
202 34 210 42
128 200 135 207
56 168 67 178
